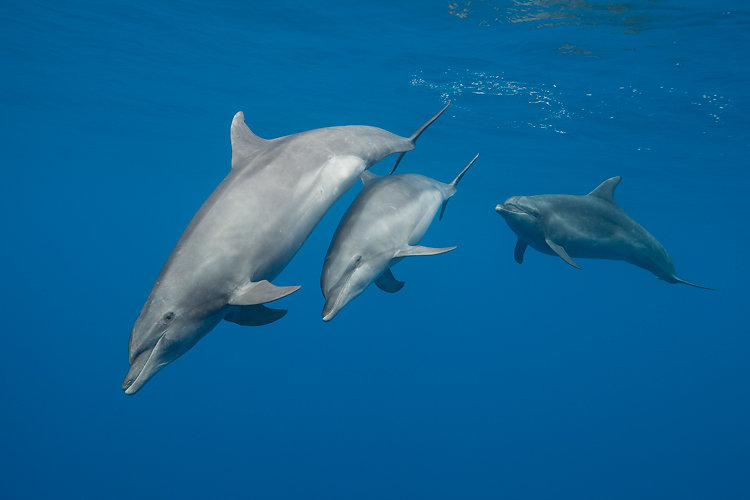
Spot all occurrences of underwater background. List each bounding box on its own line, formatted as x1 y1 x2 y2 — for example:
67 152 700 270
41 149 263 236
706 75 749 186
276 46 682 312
1 0 748 498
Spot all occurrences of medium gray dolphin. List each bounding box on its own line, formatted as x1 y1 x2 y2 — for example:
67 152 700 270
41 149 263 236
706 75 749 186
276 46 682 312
321 154 479 321
123 103 450 394
495 176 712 289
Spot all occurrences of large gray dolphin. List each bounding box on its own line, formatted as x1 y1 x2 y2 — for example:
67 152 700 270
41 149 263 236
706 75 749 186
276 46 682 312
321 154 479 321
123 103 450 394
495 176 712 289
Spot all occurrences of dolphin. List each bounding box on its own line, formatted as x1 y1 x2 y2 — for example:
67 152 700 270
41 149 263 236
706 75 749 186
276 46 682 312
123 103 450 394
321 154 479 321
495 176 713 289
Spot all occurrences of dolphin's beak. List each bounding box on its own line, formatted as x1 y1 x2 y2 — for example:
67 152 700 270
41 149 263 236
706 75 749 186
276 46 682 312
322 259 362 322
122 336 167 395
321 298 339 322
322 286 349 322
122 351 149 395
495 202 525 216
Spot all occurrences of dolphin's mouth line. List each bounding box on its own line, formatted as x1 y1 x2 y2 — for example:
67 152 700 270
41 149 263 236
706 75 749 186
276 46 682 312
323 271 356 321
322 285 348 321
123 330 168 393
322 255 362 321
496 203 526 215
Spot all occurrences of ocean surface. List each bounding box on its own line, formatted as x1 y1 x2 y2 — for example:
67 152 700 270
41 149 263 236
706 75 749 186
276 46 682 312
1 1 748 498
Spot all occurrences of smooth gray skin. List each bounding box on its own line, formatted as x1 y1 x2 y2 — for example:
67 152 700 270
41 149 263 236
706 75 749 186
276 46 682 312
321 154 479 321
495 176 712 289
123 104 449 394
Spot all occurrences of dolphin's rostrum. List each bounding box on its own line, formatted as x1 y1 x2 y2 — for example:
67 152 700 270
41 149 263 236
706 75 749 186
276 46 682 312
123 104 450 394
495 176 713 289
321 154 480 321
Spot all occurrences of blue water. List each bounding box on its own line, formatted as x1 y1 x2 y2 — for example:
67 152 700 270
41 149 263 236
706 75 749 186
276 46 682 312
2 1 748 498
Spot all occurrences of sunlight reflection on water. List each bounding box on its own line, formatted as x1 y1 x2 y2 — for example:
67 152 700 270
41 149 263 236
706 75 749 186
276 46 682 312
447 0 653 33
410 68 571 133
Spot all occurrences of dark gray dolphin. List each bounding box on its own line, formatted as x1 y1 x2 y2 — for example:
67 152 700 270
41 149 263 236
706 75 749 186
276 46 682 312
123 104 450 394
321 154 479 321
495 176 713 289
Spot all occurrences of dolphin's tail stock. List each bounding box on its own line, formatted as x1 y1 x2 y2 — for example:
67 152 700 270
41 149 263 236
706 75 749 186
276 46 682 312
389 101 451 175
439 153 480 220
671 275 716 290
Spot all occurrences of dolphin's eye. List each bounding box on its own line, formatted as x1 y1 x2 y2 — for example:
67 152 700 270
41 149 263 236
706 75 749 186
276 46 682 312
164 312 175 322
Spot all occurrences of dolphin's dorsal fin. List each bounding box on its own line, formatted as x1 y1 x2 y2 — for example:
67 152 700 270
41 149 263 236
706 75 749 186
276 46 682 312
225 304 288 326
360 170 380 186
230 111 270 170
544 238 582 269
374 268 404 293
587 176 622 203
394 245 456 258
389 101 451 175
228 280 300 306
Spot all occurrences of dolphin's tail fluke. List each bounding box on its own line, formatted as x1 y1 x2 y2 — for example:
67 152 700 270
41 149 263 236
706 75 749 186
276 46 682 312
439 153 480 220
407 101 451 143
672 276 716 290
390 101 451 175
449 153 480 188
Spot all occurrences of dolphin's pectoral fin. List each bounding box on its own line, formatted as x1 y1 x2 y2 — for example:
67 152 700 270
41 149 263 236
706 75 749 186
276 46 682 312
375 268 405 293
229 280 301 306
394 245 457 258
544 238 582 269
225 304 288 326
439 200 450 220
514 239 527 264
671 276 716 291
